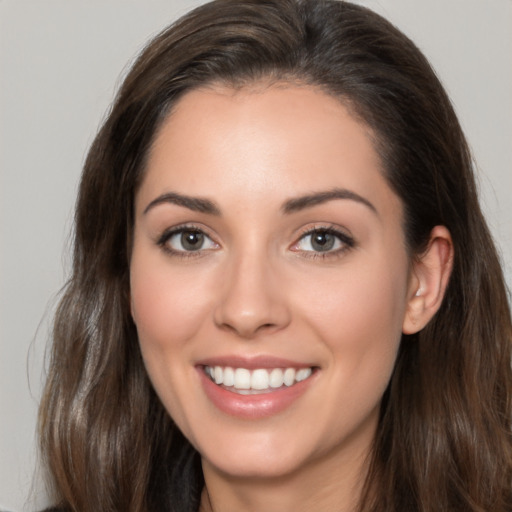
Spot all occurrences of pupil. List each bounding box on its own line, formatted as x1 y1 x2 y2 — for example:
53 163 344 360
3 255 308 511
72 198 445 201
181 231 204 251
311 231 334 251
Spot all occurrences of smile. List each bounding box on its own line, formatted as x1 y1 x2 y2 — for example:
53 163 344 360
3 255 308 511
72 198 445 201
204 366 313 394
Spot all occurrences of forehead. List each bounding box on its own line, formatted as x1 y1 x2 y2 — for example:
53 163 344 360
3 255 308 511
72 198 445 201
139 84 400 221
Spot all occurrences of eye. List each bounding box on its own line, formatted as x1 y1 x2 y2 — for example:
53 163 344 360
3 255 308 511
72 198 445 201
158 226 218 254
292 227 354 254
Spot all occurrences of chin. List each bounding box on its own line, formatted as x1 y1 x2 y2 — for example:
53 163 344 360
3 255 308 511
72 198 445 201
192 421 339 484
202 450 309 481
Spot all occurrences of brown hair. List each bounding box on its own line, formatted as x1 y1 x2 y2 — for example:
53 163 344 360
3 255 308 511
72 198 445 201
39 1 512 511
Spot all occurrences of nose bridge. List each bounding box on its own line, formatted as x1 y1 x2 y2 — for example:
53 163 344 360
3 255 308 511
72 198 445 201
214 241 290 338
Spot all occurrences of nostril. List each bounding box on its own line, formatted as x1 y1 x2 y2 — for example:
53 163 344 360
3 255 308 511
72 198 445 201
217 321 278 339
213 273 292 338
257 323 277 332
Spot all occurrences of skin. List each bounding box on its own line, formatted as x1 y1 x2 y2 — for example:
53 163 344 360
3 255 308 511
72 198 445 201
130 84 453 512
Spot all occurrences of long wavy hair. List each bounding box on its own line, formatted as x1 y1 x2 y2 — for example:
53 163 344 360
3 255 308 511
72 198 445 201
38 1 512 511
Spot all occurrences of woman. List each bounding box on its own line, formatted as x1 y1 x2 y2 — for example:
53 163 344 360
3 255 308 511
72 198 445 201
38 0 512 511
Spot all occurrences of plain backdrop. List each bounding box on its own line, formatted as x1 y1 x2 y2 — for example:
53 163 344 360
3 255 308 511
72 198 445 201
1 1 511 510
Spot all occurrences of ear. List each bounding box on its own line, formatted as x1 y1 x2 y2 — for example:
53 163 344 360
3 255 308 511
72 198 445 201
402 226 454 334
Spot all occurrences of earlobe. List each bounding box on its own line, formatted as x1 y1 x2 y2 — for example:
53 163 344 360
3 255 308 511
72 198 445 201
402 226 454 334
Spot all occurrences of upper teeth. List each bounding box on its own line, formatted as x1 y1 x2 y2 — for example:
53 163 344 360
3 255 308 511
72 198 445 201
205 366 312 391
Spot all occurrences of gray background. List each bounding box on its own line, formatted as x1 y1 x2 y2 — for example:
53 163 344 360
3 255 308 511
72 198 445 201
1 1 510 510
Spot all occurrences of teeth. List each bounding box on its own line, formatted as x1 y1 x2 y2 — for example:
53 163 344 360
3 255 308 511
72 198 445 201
204 365 313 392
283 368 295 386
234 368 251 389
296 368 311 382
223 366 235 387
214 366 223 385
251 369 269 390
269 368 284 388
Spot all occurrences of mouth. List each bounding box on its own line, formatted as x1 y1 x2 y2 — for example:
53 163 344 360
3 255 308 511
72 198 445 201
203 365 314 395
197 356 319 418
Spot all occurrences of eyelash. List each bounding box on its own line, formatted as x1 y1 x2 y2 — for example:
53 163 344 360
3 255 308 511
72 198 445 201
291 225 355 260
156 224 355 259
157 224 218 258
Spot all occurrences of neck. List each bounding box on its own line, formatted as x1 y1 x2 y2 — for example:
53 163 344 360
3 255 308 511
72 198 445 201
199 440 371 512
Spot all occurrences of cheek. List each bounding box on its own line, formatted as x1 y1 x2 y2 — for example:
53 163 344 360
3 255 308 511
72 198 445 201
130 257 214 349
305 257 406 330
299 255 408 385
129 254 216 430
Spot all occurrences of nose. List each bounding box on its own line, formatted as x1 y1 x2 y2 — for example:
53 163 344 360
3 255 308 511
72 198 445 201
213 249 291 339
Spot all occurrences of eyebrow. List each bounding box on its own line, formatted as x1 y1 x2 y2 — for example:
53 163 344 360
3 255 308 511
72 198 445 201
282 188 378 215
143 187 377 217
143 192 221 215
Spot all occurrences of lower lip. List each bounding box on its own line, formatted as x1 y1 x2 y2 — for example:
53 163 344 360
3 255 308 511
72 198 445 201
197 368 315 419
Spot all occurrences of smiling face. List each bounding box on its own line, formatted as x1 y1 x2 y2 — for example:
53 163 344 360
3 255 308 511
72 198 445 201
130 84 417 485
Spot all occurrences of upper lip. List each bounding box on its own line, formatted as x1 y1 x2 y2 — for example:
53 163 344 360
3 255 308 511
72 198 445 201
196 355 316 370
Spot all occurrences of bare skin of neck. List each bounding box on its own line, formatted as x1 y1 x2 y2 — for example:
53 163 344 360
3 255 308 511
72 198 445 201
198 436 371 512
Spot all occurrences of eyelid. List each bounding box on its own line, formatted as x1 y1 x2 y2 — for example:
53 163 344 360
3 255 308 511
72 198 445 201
155 222 354 259
156 223 220 256
290 224 355 257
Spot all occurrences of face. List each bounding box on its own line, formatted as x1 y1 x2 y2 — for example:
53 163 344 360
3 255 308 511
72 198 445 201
130 85 416 482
